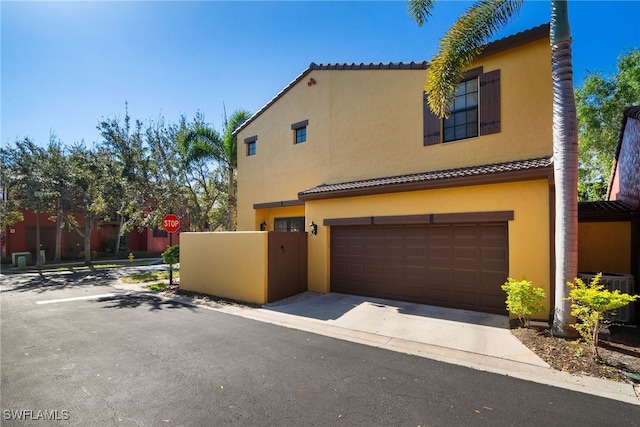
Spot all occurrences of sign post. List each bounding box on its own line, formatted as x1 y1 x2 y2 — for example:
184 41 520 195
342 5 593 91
163 214 180 286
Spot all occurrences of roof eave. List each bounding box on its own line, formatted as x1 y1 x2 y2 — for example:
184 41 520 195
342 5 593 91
298 164 553 201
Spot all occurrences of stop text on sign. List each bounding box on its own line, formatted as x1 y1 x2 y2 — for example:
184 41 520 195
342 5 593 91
163 214 180 233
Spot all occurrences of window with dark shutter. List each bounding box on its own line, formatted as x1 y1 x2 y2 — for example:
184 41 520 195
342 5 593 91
423 67 500 145
479 69 501 135
423 92 441 145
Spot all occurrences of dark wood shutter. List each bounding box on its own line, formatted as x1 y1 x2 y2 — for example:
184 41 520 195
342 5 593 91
479 69 501 135
423 92 441 145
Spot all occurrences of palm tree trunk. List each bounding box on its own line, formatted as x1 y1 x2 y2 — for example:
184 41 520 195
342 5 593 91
550 0 578 337
227 165 235 231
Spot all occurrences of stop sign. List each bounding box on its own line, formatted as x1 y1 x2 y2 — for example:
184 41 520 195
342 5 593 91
162 214 180 233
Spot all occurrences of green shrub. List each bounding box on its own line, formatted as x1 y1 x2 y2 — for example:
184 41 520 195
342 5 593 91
162 245 179 266
566 273 639 359
501 278 546 327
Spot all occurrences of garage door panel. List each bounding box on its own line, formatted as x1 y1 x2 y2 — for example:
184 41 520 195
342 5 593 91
349 263 364 275
428 246 453 261
406 285 426 299
365 263 383 276
427 266 453 284
454 269 479 285
330 222 508 314
452 289 477 307
481 295 508 314
406 265 426 279
481 223 508 238
453 224 479 239
454 246 479 262
482 247 508 262
427 287 450 305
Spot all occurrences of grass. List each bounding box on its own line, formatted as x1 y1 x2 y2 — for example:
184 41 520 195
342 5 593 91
145 283 167 292
43 259 160 271
120 270 179 284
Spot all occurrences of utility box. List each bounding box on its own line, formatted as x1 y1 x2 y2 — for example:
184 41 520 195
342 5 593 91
12 252 32 266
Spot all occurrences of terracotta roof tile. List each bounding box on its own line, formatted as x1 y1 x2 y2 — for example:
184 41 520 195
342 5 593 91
299 157 553 198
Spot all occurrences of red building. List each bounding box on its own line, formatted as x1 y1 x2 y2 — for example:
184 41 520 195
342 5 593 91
2 209 180 264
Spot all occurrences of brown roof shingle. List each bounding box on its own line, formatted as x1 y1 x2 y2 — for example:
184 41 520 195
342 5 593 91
298 157 553 200
578 200 637 220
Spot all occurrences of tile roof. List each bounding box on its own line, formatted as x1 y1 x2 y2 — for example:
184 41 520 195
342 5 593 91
298 157 553 199
578 200 637 218
310 62 428 71
233 24 550 137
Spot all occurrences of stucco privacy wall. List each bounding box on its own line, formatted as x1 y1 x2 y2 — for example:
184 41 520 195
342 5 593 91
180 232 268 304
305 179 552 312
578 221 632 275
237 36 552 231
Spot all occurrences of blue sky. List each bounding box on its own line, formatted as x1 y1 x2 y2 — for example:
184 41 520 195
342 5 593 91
2 1 639 148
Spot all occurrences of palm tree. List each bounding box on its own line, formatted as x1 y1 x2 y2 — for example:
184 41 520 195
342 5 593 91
179 109 251 230
221 109 252 231
408 0 578 337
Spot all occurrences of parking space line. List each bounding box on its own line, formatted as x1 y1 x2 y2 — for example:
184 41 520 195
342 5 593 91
36 292 126 305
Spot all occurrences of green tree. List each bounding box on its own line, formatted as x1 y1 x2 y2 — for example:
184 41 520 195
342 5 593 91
567 273 639 358
501 278 546 327
179 108 251 230
1 138 58 267
576 49 640 201
65 144 124 266
98 104 150 255
222 109 252 231
408 0 578 336
176 114 228 231
43 134 72 262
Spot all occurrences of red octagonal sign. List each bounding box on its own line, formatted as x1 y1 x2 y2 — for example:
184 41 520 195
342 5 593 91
163 214 180 233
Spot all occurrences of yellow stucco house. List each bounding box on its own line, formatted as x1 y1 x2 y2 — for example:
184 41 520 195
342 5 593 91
228 24 555 315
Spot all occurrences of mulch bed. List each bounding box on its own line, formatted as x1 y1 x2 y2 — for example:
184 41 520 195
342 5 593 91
512 324 640 383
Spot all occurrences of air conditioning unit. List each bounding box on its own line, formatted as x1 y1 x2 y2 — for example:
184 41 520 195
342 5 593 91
577 272 636 323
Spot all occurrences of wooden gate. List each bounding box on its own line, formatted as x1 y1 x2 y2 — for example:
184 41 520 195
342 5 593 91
268 232 308 303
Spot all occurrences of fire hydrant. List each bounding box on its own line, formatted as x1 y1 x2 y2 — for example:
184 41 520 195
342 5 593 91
128 252 135 263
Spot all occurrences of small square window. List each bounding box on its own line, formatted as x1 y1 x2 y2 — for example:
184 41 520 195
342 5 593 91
244 135 257 156
291 120 309 144
295 127 306 144
247 141 256 156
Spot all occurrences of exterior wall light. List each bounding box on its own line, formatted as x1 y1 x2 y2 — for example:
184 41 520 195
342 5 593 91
309 221 318 236
260 221 267 231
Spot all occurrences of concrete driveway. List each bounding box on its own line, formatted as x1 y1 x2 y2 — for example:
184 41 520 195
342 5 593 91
263 292 547 365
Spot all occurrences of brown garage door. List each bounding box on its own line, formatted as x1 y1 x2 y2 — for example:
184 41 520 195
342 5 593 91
330 223 509 314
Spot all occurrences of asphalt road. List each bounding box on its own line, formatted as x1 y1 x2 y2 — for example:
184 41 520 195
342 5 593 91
1 268 637 426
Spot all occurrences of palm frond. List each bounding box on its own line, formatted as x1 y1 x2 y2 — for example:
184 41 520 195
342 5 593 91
178 125 223 164
407 0 437 27
426 0 524 117
223 109 252 168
